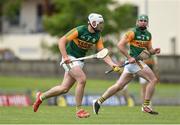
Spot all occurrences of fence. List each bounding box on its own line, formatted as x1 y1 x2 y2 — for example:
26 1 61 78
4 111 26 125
0 55 180 83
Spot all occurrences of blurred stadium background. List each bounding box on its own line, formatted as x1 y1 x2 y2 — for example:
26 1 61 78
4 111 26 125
0 0 180 124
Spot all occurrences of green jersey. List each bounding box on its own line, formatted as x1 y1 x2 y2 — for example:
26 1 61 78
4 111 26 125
65 25 104 58
124 27 152 57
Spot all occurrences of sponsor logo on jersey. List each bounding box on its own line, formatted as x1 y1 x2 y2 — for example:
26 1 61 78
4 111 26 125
131 40 149 48
76 39 94 49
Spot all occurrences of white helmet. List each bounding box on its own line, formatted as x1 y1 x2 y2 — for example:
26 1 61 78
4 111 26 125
88 13 104 29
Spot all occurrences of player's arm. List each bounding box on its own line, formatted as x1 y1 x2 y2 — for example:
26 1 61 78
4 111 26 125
118 31 136 63
147 40 160 55
96 37 118 68
58 28 78 63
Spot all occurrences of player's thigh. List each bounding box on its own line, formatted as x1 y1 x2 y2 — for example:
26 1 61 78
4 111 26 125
69 66 86 82
136 66 156 83
116 71 134 87
61 72 76 89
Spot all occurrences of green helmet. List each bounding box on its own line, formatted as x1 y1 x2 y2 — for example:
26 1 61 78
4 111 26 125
138 14 149 22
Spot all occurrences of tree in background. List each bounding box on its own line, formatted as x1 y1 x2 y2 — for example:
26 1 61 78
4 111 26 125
42 0 137 54
43 0 136 36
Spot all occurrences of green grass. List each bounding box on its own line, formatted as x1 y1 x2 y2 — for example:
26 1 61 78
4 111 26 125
0 75 180 92
0 106 180 124
0 76 180 124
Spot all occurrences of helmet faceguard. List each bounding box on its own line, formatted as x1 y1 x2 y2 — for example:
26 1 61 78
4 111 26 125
136 14 149 30
88 13 104 32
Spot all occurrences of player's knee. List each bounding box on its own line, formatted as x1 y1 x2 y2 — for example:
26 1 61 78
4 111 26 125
61 86 70 94
78 80 86 87
151 77 158 85
77 77 86 85
154 77 158 84
62 88 69 94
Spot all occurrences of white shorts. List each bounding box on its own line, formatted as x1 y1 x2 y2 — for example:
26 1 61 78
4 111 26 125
123 60 148 74
60 55 84 72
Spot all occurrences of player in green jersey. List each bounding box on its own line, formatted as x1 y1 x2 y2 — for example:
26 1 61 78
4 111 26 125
33 13 120 118
93 14 160 115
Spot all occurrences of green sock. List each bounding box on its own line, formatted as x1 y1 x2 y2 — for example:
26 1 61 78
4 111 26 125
98 97 105 104
143 99 150 106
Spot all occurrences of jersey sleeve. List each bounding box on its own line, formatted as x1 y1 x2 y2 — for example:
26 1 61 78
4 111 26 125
124 31 135 43
96 37 104 50
65 28 78 41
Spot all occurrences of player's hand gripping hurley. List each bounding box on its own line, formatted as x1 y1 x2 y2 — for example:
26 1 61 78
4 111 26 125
61 48 109 65
105 50 151 74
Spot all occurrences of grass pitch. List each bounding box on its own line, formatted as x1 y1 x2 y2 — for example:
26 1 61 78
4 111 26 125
0 106 180 124
0 76 180 124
